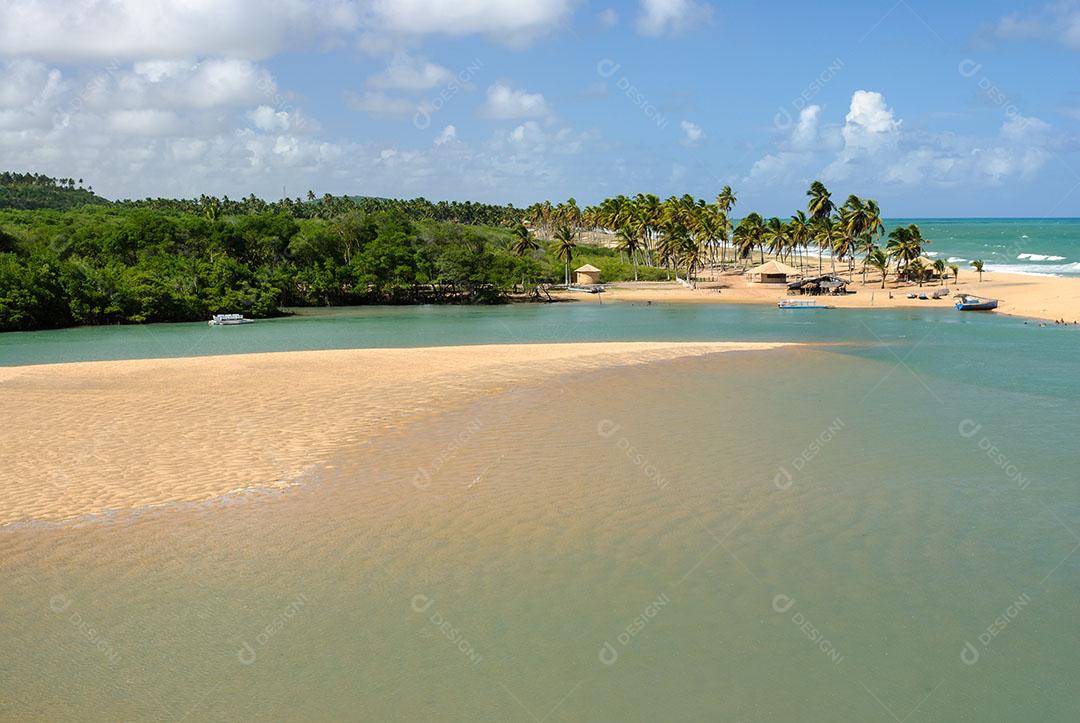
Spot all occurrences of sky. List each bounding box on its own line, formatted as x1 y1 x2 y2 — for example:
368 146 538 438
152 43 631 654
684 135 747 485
1 0 1079 216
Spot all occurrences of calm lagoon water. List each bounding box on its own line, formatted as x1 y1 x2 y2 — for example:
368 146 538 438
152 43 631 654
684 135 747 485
1 304 1079 720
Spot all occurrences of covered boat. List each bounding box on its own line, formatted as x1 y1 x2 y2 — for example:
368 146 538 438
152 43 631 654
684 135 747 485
208 313 254 325
954 295 998 311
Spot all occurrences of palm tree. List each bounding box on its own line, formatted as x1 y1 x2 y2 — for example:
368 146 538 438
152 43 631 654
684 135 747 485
806 181 835 220
933 259 946 283
950 264 959 283
615 228 641 281
867 249 890 288
908 258 928 287
788 211 810 271
971 259 984 282
511 224 541 291
552 225 577 286
306 190 316 202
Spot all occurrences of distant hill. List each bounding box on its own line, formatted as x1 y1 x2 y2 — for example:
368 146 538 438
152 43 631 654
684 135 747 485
0 172 110 210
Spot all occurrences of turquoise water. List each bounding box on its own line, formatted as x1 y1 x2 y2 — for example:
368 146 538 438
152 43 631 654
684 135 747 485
0 302 1055 367
892 218 1080 276
2 305 1080 720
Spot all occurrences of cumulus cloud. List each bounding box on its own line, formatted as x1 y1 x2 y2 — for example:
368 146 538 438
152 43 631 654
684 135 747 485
680 120 704 145
365 0 576 48
746 89 1055 190
790 105 821 149
367 52 453 91
0 0 361 62
481 83 552 120
992 1 1080 51
433 124 457 145
345 90 417 118
636 0 713 36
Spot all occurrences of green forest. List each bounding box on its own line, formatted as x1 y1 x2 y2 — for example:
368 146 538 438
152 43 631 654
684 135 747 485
0 173 658 332
0 173 934 332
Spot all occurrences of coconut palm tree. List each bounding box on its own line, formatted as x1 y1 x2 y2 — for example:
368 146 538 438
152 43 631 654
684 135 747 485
788 211 810 271
867 249 890 288
615 228 642 281
807 181 835 220
933 259 946 283
552 225 577 286
510 224 541 290
908 258 928 287
950 264 959 283
971 259 984 282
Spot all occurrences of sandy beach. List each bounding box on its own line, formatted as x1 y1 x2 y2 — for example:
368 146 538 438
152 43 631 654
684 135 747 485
0 341 791 526
558 269 1080 322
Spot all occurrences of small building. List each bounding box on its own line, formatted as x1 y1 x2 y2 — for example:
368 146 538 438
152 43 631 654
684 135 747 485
788 274 848 296
746 260 800 284
573 264 602 285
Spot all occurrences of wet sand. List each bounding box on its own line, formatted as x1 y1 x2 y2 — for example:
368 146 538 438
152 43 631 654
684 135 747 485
558 270 1080 322
0 341 792 525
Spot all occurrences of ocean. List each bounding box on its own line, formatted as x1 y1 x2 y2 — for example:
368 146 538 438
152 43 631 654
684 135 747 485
1 306 1079 720
891 218 1080 277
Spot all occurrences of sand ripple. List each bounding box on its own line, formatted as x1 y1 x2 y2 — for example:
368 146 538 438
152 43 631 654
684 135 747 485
0 342 790 525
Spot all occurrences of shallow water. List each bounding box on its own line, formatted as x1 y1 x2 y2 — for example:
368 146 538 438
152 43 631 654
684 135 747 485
2 303 1079 720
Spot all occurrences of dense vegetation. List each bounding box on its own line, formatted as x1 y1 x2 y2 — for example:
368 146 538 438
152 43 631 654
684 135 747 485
0 173 661 331
0 172 939 332
0 172 108 211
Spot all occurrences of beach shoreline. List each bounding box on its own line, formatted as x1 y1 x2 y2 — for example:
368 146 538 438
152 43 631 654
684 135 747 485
555 269 1080 322
0 341 794 526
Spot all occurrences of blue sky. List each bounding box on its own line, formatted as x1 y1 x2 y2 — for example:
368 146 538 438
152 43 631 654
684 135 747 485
1 0 1079 215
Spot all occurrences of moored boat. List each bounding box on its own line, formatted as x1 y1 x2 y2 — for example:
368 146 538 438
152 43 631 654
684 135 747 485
954 295 998 311
778 299 833 309
208 313 254 326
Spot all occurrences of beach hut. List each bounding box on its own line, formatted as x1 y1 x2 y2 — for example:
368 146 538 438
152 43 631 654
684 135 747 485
573 264 602 285
746 260 800 284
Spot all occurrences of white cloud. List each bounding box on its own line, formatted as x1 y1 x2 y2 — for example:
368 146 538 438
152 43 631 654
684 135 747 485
365 0 576 48
107 109 182 136
993 1 1080 51
680 120 704 145
481 83 552 119
433 124 457 145
841 90 901 151
367 52 453 91
745 90 1056 190
636 0 713 36
0 0 361 62
345 90 417 118
599 8 619 27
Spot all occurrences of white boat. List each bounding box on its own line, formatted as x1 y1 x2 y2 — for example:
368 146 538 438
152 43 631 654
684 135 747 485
208 313 254 326
778 299 833 309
